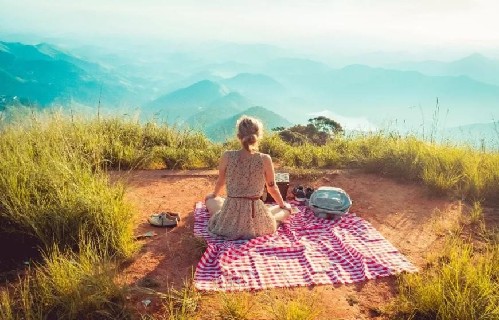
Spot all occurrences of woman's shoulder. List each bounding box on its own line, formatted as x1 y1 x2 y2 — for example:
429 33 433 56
222 150 238 158
257 152 272 161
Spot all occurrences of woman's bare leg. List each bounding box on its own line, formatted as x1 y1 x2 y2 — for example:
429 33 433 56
205 196 225 215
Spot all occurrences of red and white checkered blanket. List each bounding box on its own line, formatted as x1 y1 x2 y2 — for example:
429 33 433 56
194 202 417 291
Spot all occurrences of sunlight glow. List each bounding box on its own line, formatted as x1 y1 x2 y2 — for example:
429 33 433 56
1 0 498 54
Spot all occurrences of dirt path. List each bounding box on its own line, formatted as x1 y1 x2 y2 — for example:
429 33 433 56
112 169 462 319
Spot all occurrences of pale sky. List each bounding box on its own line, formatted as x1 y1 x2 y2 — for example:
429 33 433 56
1 0 498 55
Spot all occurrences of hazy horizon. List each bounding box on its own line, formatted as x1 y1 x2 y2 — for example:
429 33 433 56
2 0 499 62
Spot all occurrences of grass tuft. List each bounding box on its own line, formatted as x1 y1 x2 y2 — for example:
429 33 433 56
264 290 321 320
469 201 484 225
164 278 200 320
218 292 255 320
395 239 499 320
0 240 129 320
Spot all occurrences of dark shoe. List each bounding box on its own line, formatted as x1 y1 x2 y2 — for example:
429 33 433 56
305 187 314 199
292 185 304 195
293 186 306 202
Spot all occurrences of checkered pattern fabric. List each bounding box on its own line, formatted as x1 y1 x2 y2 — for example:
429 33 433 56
194 202 417 291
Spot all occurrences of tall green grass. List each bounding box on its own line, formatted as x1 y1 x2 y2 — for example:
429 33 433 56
264 290 321 320
0 110 223 319
40 113 221 170
0 241 129 320
0 114 136 256
395 239 499 320
0 111 141 318
261 132 499 204
218 292 255 320
351 134 499 202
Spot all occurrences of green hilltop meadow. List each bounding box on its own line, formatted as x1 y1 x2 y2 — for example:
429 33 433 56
0 110 498 319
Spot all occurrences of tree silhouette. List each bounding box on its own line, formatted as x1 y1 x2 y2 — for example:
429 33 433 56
308 116 343 135
275 116 343 146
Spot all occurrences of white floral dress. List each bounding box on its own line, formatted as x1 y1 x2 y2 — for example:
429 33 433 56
208 150 277 240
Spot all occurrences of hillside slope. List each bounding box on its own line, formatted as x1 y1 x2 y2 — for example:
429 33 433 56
205 105 292 141
185 92 252 129
144 80 230 123
0 41 131 107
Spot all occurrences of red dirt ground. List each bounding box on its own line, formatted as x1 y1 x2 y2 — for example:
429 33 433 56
111 169 467 319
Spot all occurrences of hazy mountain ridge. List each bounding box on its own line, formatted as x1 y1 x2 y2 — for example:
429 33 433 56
390 53 499 86
0 41 135 108
1 40 499 139
223 73 285 95
144 80 231 122
255 61 499 127
143 79 291 142
205 106 293 142
185 92 252 128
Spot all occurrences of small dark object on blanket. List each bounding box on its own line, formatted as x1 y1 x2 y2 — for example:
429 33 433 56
305 187 314 199
292 185 307 203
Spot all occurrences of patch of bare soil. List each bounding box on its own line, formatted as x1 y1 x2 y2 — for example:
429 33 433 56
111 169 465 319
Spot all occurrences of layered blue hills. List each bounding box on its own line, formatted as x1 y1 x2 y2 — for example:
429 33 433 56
391 53 499 87
1 40 498 143
0 41 135 109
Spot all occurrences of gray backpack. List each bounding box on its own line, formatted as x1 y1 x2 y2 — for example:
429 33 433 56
308 186 352 219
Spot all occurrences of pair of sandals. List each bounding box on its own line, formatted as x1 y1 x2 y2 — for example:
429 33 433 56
292 186 315 202
148 212 181 227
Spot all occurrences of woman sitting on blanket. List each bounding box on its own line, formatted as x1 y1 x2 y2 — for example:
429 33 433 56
205 116 292 240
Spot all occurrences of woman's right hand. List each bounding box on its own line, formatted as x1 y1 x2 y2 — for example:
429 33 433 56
205 193 216 202
280 202 292 211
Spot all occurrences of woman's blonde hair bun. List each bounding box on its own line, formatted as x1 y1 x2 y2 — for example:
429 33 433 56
236 116 263 151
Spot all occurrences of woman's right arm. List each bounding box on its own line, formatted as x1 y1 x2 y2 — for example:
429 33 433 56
262 154 290 209
205 151 229 200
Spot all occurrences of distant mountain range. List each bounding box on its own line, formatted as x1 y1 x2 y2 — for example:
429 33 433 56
186 91 252 127
1 40 498 144
0 41 136 109
145 80 230 122
389 53 499 87
143 80 291 141
222 73 286 103
254 57 499 127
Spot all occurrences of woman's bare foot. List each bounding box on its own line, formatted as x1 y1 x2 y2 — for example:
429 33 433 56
205 196 225 215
